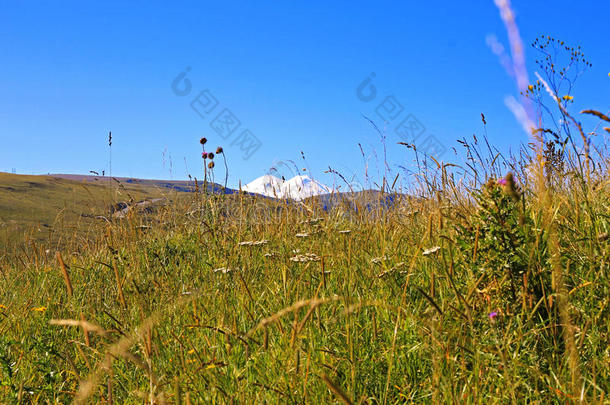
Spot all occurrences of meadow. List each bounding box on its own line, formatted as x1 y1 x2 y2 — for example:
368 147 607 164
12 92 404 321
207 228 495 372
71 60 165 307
0 119 608 404
1 33 609 403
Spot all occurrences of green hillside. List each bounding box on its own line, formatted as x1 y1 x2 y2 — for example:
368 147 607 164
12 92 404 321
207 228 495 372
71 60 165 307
0 172 176 247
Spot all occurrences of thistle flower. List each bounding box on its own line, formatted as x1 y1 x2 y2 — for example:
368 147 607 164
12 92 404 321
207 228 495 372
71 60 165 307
208 161 215 169
202 152 207 159
497 178 507 186
216 146 223 154
200 137 207 145
488 311 499 321
207 152 214 160
504 172 520 201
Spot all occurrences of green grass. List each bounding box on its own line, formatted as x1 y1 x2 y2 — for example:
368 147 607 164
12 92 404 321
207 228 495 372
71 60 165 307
0 158 608 403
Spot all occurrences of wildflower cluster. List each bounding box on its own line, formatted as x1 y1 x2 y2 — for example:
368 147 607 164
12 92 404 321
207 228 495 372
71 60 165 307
201 137 222 170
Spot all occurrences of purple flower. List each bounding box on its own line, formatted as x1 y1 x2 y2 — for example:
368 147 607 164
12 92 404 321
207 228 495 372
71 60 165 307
497 178 507 186
488 311 499 320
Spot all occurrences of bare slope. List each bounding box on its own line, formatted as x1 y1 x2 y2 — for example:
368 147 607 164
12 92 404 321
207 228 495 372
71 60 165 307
0 172 176 246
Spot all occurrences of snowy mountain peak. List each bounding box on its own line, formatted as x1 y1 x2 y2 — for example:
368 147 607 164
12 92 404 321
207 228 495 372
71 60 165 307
242 174 284 198
242 174 331 200
281 175 331 200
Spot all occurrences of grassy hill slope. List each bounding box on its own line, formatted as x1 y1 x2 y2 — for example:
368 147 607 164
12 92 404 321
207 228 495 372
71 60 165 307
0 172 179 247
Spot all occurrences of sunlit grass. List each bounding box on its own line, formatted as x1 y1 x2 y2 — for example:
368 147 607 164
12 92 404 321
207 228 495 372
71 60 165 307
0 147 608 403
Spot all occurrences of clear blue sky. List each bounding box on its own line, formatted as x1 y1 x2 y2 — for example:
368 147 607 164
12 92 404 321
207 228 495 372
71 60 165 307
1 1 608 188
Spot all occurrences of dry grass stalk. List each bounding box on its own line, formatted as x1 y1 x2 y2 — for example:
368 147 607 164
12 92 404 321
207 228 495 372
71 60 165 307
50 318 107 336
81 313 91 347
321 374 354 405
112 258 127 309
107 378 113 405
56 251 73 297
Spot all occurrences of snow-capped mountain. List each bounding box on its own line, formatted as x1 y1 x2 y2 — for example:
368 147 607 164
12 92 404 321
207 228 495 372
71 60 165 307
281 175 331 200
242 174 331 200
241 174 284 198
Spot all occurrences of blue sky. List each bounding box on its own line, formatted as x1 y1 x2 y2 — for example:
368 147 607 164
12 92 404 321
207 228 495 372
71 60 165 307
1 1 608 188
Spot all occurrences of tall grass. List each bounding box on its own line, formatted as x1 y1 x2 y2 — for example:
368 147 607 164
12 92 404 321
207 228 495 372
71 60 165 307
0 118 608 402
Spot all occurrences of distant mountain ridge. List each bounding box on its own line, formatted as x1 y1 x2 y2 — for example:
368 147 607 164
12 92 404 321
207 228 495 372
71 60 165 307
48 174 202 193
46 173 401 207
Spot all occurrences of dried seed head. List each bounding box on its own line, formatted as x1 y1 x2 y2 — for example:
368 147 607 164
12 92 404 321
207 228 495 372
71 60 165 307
216 146 223 154
207 152 214 160
200 137 207 145
208 161 215 169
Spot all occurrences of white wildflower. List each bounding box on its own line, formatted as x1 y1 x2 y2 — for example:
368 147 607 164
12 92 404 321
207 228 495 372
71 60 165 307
300 217 324 225
422 246 441 256
371 255 389 264
290 253 320 262
213 267 233 274
239 239 269 246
